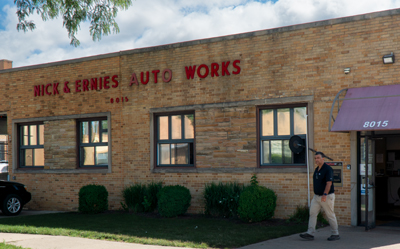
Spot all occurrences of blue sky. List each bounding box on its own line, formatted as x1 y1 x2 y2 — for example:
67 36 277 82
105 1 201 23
1 0 400 68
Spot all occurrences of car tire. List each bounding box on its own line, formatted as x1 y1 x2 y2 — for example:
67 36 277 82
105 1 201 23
2 194 23 216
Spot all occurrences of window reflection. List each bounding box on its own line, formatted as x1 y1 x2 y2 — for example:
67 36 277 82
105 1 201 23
262 110 274 136
172 143 188 164
83 147 95 165
96 146 108 165
262 141 270 164
277 108 290 136
91 121 100 143
39 125 44 145
184 115 194 139
271 140 282 164
81 122 89 143
159 116 169 140
294 107 307 135
171 115 182 139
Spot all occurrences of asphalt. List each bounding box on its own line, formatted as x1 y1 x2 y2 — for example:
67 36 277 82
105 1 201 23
1 211 400 249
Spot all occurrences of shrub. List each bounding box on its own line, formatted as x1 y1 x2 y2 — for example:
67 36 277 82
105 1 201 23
122 182 162 213
79 184 108 214
237 185 277 222
203 182 244 218
288 205 329 225
157 185 191 217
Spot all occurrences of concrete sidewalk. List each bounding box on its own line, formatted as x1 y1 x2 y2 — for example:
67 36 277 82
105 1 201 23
2 226 400 249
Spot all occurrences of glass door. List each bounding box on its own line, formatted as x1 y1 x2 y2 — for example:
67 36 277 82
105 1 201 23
359 136 375 230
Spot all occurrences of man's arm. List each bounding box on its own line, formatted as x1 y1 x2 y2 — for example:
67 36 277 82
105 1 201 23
321 181 332 202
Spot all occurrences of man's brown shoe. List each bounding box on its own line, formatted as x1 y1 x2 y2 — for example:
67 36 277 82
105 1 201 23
299 233 314 240
327 235 340 241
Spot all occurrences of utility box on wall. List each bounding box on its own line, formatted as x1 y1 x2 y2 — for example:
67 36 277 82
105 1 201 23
326 161 343 187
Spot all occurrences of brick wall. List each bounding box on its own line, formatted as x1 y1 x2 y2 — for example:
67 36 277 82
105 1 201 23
1 10 400 225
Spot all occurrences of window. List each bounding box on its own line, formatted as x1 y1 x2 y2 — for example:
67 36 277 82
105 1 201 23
259 106 307 166
19 123 44 167
79 118 108 167
156 113 194 166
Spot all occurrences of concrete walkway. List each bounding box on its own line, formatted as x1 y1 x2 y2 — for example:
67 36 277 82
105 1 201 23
1 211 400 249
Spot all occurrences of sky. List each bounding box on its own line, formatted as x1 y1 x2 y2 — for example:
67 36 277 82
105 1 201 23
1 0 400 68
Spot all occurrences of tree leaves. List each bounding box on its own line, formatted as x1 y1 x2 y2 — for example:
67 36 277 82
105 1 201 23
15 0 133 46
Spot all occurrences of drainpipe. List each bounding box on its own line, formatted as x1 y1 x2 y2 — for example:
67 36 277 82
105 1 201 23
306 114 310 207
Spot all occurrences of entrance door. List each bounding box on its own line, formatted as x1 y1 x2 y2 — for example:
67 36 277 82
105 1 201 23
359 136 376 230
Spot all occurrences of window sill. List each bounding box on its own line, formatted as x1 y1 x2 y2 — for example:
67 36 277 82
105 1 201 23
13 168 111 174
152 167 309 173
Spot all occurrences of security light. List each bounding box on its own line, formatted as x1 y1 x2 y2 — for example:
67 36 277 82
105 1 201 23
383 52 395 64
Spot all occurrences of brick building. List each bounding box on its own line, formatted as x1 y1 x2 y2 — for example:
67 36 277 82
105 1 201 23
1 8 400 228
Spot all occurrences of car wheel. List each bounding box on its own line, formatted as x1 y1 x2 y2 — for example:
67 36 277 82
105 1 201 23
2 194 23 216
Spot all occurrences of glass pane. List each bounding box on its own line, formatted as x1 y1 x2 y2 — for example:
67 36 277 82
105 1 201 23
30 125 37 146
39 125 44 145
159 144 170 164
96 146 108 165
277 108 290 136
159 116 169 140
184 114 194 139
81 122 89 143
23 126 29 146
102 130 108 143
83 147 95 165
34 148 44 166
91 121 100 143
261 109 274 136
171 143 189 164
171 115 182 139
294 107 307 135
271 140 283 164
24 149 33 166
102 120 108 130
283 140 292 164
262 141 270 164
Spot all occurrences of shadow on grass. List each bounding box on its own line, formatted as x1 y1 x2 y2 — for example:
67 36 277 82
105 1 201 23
0 212 306 248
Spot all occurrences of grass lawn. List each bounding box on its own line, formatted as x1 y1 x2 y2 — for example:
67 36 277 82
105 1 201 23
0 212 307 248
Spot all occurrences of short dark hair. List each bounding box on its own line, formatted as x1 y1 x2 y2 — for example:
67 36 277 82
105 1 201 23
315 151 324 156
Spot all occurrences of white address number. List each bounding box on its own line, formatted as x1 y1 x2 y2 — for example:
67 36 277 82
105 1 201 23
363 120 389 128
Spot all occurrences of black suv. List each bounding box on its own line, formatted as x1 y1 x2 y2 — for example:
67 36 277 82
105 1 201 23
0 180 31 216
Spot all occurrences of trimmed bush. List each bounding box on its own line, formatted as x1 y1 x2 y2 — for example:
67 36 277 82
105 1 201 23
203 182 244 218
237 185 277 222
157 185 191 217
79 184 108 214
122 182 162 213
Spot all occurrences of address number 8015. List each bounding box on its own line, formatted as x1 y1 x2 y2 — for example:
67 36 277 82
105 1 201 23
363 121 389 128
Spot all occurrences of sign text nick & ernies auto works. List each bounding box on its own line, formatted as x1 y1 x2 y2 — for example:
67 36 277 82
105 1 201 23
129 60 241 85
32 59 241 97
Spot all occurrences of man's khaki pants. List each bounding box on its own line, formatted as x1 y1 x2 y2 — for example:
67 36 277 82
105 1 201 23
307 193 339 236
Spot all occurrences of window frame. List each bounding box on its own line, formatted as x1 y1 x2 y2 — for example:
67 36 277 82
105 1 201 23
257 104 308 168
154 111 195 168
77 117 109 168
18 122 45 168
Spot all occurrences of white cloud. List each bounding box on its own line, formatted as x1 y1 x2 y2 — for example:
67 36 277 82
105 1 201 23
1 0 400 68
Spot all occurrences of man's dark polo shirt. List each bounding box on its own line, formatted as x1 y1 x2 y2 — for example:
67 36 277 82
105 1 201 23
313 163 334 195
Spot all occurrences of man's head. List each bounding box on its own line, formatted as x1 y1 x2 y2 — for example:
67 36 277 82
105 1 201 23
314 152 325 167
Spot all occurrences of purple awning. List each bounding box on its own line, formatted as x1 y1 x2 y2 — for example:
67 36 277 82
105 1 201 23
331 85 400 132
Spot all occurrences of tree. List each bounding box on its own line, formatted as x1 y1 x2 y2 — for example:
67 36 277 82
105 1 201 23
15 0 133 46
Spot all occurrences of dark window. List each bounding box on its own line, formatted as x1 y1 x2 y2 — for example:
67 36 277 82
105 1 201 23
156 113 194 167
78 118 108 167
19 123 44 168
259 106 307 166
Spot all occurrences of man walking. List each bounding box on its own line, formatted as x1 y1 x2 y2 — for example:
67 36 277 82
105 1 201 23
300 151 340 241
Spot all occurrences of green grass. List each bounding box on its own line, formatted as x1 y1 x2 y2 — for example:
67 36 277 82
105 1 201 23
0 212 306 248
0 242 29 249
